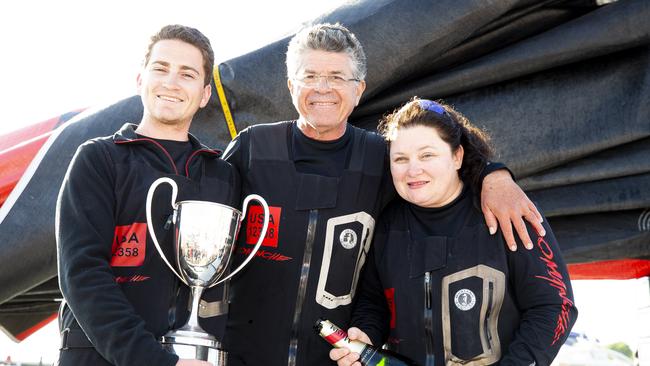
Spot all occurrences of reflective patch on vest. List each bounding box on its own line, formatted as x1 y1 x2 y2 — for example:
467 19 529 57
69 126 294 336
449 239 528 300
111 223 146 267
245 205 281 248
316 211 375 309
442 265 505 364
454 289 476 311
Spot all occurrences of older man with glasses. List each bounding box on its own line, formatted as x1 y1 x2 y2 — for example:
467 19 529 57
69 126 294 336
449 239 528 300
221 23 543 366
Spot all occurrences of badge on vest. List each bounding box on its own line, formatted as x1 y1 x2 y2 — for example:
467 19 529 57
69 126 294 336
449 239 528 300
339 228 358 249
454 288 476 311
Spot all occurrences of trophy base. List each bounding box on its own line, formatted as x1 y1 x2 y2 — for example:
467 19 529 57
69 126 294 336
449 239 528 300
161 329 227 365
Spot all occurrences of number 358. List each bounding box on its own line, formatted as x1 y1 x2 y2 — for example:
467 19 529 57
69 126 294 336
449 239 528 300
113 247 139 257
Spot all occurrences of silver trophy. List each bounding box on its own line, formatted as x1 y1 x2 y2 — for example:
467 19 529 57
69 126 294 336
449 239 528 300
146 177 269 365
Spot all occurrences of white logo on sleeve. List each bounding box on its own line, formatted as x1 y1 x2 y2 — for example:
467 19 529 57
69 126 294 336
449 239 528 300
339 229 357 249
454 289 476 311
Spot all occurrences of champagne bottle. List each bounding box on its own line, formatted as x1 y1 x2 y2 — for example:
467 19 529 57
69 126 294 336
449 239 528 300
314 318 420 366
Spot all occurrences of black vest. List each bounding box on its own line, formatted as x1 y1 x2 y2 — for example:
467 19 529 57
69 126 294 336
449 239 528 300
225 122 386 366
376 204 520 366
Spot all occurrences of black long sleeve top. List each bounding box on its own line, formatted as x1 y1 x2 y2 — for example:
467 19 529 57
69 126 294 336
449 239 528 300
352 187 578 366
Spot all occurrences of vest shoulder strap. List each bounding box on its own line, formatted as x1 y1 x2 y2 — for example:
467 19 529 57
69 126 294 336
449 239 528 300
248 121 292 160
349 126 386 175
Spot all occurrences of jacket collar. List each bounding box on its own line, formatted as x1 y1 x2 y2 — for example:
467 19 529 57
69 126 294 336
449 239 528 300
112 123 221 158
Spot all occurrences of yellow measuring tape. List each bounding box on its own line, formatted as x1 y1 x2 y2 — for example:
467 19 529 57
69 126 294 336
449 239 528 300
213 66 237 140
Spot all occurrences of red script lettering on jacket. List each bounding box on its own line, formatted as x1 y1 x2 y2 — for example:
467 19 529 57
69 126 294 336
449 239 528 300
238 247 292 262
111 223 146 267
115 275 150 283
534 236 574 345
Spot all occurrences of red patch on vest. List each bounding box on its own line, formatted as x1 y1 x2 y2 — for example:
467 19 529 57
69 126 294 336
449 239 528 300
385 287 396 329
110 223 146 267
245 206 281 248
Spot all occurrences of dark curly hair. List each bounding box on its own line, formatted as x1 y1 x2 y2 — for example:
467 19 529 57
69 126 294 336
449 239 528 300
143 24 214 86
378 97 493 189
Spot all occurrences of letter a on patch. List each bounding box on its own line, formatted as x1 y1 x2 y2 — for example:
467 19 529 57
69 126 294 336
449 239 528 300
111 222 146 267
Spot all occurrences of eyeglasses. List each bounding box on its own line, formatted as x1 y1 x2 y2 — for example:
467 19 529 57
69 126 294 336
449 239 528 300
293 74 360 89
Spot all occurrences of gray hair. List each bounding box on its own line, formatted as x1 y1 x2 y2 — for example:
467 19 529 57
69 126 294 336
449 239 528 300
286 23 367 81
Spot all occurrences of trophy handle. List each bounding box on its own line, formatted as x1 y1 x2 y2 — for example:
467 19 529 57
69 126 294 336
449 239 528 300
145 177 187 285
214 194 269 285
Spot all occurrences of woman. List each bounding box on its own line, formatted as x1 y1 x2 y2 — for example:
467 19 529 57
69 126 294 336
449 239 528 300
330 98 577 366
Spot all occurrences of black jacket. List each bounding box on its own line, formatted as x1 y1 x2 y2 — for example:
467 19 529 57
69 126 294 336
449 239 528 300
352 192 578 366
56 123 240 366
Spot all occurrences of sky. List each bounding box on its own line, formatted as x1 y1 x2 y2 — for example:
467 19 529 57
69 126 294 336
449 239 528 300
1 0 650 364
0 0 344 136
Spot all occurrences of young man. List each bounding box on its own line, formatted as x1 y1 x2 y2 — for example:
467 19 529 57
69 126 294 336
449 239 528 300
56 25 239 366
223 23 544 366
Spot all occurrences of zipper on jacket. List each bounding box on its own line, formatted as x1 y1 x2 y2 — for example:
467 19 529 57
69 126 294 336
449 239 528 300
424 272 432 309
484 281 495 351
117 139 218 178
168 273 181 330
184 148 219 177
117 138 179 175
287 209 319 366
423 271 435 366
163 213 174 230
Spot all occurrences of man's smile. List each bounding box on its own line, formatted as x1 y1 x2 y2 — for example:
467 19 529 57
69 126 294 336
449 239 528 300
157 95 183 103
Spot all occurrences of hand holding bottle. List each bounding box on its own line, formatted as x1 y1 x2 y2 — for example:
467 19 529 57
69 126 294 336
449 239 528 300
316 318 419 366
329 327 372 366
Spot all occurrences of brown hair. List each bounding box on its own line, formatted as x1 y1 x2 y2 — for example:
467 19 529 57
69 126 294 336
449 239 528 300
378 97 493 188
143 24 214 86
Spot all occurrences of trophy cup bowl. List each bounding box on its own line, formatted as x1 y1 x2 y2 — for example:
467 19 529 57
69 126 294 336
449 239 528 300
146 177 269 365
